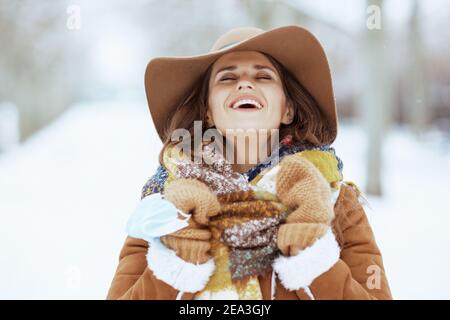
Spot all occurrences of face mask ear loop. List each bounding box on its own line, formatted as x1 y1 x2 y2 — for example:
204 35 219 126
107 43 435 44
177 210 192 221
161 194 192 221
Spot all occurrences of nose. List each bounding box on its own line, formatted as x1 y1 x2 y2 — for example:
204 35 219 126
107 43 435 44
236 76 255 91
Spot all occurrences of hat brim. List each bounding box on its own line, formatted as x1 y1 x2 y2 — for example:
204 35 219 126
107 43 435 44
144 25 338 144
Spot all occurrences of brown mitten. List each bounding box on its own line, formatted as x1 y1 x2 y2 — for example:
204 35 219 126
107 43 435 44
164 179 221 225
275 155 334 255
160 233 212 264
277 223 328 256
161 179 220 264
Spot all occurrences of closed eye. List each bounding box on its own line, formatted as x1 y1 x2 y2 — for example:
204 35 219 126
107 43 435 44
220 74 272 82
256 72 273 80
220 76 236 81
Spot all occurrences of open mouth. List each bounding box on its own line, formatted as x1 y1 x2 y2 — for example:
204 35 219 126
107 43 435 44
229 99 264 111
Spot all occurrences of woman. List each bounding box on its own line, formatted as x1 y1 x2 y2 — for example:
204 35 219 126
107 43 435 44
106 25 392 300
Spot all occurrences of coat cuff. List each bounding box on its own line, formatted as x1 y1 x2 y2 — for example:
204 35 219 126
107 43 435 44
146 238 215 293
273 227 340 291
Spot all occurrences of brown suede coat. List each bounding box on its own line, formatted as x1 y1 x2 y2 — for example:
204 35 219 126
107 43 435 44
106 183 392 300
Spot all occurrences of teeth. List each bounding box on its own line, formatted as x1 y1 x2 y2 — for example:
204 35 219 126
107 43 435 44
232 99 263 109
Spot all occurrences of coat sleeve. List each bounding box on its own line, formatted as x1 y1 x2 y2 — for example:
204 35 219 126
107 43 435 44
273 183 392 300
107 173 216 300
106 236 214 300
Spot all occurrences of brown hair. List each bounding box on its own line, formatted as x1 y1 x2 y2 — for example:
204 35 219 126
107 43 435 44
158 52 334 164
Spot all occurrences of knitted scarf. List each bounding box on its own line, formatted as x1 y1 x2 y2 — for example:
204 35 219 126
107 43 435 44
141 138 344 299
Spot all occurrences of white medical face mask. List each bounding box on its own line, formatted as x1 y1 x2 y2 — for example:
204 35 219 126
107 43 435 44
126 193 191 241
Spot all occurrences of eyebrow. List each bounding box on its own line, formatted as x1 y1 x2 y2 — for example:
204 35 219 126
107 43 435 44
214 64 277 77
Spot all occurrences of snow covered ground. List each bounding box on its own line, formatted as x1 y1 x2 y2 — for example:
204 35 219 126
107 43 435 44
334 122 450 300
0 100 449 299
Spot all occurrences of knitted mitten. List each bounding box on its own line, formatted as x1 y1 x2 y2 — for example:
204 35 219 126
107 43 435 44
275 154 334 256
277 223 328 256
160 178 221 264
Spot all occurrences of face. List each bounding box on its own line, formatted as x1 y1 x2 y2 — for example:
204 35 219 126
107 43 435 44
207 51 293 134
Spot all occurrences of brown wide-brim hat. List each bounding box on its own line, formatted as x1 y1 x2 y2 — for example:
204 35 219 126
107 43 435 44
144 25 338 145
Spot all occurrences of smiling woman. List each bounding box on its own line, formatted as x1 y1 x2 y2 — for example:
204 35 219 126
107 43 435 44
107 25 392 301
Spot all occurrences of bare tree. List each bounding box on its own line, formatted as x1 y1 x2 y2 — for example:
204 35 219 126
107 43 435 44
360 0 394 196
0 1 88 140
405 0 429 135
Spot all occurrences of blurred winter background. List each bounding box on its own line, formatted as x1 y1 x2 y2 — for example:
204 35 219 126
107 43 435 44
0 0 449 299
